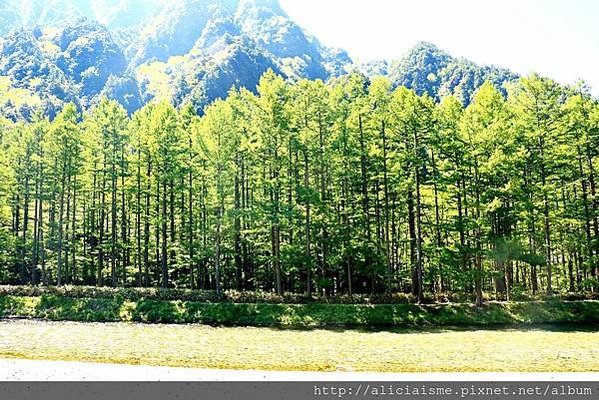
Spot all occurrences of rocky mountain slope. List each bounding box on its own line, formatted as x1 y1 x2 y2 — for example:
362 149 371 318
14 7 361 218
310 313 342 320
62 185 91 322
0 0 517 119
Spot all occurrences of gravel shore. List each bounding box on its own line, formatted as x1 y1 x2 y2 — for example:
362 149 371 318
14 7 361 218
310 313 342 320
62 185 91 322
0 358 597 381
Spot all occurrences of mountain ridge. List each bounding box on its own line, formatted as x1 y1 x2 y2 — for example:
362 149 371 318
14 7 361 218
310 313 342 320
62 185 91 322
0 0 520 119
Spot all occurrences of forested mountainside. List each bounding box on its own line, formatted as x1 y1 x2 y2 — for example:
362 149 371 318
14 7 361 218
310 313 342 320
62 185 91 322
366 42 519 105
0 0 519 120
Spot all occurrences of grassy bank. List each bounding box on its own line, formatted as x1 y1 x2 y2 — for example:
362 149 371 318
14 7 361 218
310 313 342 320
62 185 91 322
2 285 598 304
1 295 599 327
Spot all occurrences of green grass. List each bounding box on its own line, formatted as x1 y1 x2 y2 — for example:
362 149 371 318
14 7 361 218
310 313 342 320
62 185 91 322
1 319 599 372
1 295 599 327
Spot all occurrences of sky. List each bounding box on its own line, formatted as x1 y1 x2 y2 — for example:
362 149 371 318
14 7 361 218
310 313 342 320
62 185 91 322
280 0 599 94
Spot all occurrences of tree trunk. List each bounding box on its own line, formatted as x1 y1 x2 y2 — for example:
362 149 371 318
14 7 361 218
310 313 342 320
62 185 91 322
161 178 168 289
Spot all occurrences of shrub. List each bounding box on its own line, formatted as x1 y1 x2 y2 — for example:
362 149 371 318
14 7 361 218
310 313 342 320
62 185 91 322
2 294 599 327
1 285 598 305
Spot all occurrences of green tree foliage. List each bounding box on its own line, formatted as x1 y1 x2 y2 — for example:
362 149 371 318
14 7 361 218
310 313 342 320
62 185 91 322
1 71 598 305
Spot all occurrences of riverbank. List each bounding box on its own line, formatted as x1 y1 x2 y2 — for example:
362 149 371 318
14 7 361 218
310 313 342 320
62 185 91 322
1 295 599 327
1 357 597 381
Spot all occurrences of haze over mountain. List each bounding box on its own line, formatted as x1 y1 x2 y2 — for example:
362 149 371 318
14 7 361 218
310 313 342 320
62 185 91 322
0 0 519 119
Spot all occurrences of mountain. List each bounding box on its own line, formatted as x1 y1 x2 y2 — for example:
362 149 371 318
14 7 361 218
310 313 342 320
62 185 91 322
0 0 355 117
0 0 518 120
0 18 129 118
392 42 519 105
0 0 161 34
361 42 519 105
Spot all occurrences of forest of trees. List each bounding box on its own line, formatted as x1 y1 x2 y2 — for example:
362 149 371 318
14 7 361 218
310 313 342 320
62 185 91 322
1 70 598 305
